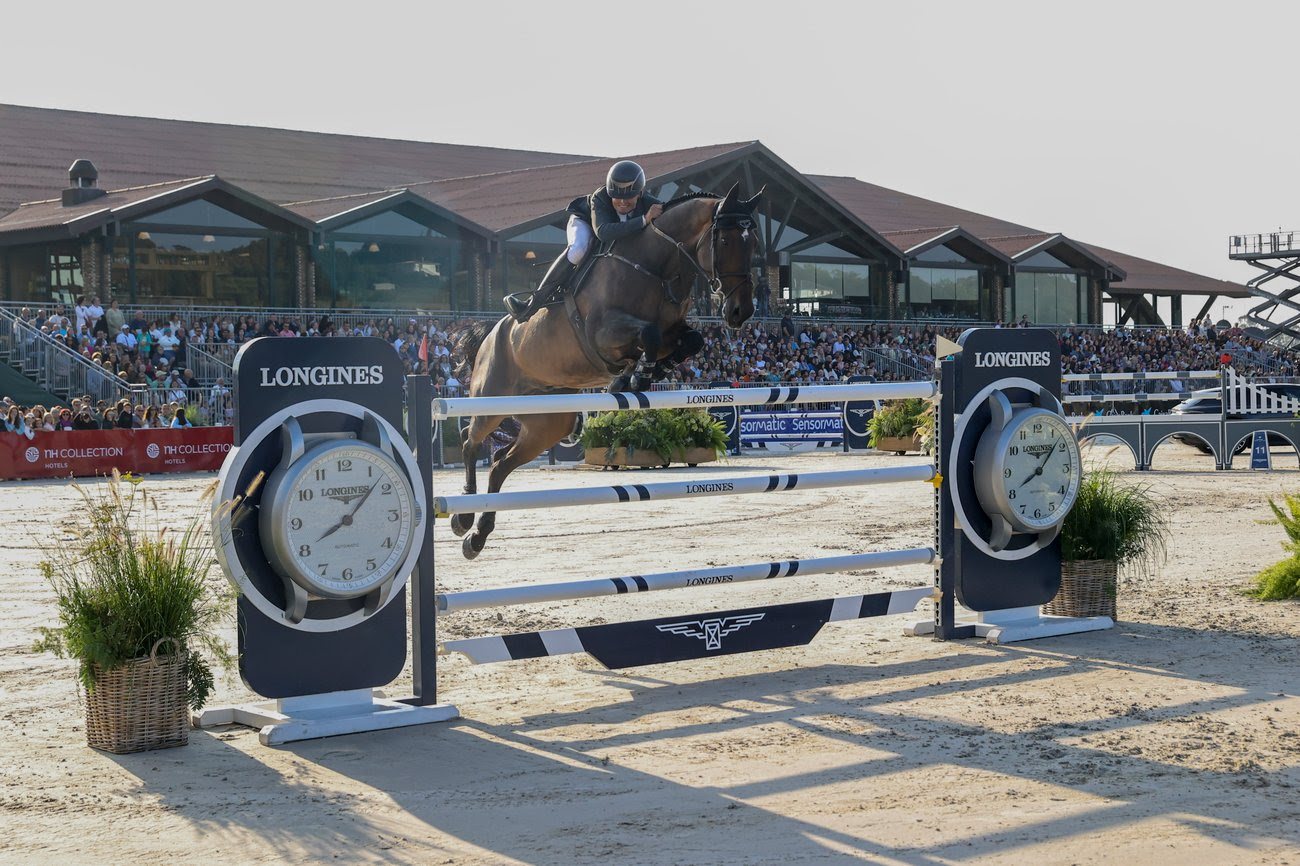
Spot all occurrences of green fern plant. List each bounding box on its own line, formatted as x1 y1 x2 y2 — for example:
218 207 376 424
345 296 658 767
1249 492 1300 599
580 408 727 461
868 398 929 447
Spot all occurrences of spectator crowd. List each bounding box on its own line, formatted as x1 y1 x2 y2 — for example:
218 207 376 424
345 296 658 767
3 394 197 437
5 299 1299 436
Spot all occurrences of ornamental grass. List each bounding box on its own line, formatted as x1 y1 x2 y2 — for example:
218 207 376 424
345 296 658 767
1060 468 1170 570
32 470 233 710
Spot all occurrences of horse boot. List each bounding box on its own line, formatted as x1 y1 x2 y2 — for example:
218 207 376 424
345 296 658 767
506 254 574 322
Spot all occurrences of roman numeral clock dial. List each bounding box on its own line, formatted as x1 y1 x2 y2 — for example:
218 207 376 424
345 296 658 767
972 389 1082 552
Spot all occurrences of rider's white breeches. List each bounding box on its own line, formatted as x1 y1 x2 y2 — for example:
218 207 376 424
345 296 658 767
566 215 593 265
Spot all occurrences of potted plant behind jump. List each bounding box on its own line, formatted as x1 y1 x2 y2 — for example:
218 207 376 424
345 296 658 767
868 398 928 454
1048 468 1170 620
581 408 728 469
33 470 232 754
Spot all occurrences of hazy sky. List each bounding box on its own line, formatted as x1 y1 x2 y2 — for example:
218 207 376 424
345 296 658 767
4 0 1295 321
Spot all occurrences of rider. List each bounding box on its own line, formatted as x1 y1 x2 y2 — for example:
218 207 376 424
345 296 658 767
504 160 664 322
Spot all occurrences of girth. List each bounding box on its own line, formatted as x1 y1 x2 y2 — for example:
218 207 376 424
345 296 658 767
563 290 629 376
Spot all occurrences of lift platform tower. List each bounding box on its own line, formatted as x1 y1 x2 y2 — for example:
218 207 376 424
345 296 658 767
1231 230 1300 344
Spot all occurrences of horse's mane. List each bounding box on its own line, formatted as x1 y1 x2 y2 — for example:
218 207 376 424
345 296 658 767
663 190 720 210
452 319 492 379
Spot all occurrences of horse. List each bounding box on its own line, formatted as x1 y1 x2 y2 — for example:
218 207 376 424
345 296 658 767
448 183 764 559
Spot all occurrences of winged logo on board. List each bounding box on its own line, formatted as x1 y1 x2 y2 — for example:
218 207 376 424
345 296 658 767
655 613 766 650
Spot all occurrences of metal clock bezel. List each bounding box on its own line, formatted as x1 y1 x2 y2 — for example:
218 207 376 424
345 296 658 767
213 398 426 633
973 394 1081 542
949 377 1078 561
260 429 418 601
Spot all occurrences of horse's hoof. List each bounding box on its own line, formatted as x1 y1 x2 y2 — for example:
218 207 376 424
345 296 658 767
462 533 483 560
607 375 631 393
450 513 473 537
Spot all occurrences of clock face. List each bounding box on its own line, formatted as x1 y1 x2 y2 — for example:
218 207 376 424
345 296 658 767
267 440 417 598
985 408 1080 532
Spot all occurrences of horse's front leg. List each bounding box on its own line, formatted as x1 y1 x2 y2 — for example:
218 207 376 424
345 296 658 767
450 414 504 538
463 413 577 560
627 323 662 391
648 328 705 382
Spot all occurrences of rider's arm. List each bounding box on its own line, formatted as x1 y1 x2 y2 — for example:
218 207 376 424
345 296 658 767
590 192 663 242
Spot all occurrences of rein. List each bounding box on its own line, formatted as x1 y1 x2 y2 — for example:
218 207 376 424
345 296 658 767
647 210 755 304
590 201 755 307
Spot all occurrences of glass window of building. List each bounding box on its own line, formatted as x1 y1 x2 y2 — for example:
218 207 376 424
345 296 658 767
501 224 568 296
316 206 476 311
914 244 969 263
141 199 265 230
111 197 297 307
114 231 292 308
1012 271 1086 324
1019 250 1072 268
905 266 981 319
330 210 446 238
790 259 872 315
5 243 82 305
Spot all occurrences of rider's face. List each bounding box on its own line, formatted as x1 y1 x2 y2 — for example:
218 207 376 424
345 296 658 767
611 195 639 216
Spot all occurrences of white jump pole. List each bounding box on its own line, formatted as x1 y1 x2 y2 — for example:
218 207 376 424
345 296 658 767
432 381 937 420
437 547 936 612
435 464 935 516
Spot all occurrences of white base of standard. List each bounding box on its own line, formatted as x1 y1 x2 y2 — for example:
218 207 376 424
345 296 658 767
193 689 460 746
905 605 1114 644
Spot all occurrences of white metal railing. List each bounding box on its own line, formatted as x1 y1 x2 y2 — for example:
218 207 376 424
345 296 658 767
1230 231 1300 257
0 309 143 405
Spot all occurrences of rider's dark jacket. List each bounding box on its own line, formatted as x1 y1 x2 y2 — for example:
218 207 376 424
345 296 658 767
566 187 664 244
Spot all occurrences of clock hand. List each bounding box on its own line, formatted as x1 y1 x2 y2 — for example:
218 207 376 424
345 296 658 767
1019 444 1057 488
316 478 383 541
316 520 345 542
345 477 382 519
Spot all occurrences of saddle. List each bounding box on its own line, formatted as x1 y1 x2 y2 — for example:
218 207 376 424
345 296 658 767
561 247 630 377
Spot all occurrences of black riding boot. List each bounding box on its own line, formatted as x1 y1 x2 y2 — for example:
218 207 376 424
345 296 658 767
505 254 575 322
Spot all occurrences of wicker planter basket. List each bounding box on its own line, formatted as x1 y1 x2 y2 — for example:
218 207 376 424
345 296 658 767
84 639 189 754
1044 559 1117 620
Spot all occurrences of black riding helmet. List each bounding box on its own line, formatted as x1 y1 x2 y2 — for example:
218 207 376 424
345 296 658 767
606 160 646 200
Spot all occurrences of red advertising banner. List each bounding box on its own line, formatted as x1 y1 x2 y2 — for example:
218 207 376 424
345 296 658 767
0 427 234 481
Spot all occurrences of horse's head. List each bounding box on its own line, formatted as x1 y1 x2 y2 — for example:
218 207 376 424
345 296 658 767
706 183 764 329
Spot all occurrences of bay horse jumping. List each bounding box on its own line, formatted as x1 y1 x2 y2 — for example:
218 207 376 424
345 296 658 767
449 184 764 559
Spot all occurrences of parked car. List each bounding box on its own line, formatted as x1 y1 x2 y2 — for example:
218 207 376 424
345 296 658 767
1170 383 1300 453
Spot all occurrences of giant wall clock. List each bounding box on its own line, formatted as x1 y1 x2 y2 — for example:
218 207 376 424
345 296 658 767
948 377 1081 561
972 389 1082 551
214 398 425 632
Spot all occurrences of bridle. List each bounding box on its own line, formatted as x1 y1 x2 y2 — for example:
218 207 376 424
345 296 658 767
647 200 755 305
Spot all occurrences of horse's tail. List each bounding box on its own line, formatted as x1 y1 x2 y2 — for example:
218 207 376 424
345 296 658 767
452 319 493 380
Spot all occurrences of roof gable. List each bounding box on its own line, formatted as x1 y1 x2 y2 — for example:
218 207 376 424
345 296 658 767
0 175 315 240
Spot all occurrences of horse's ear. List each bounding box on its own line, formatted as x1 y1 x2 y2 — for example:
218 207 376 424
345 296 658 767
720 182 740 211
741 185 765 212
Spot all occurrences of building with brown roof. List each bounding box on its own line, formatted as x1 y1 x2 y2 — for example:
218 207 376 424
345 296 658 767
0 103 1248 326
